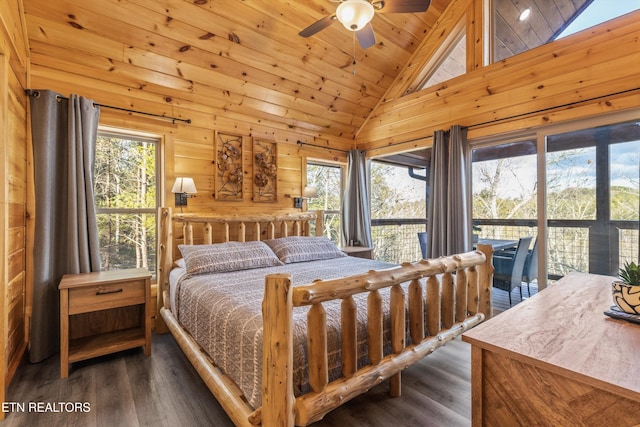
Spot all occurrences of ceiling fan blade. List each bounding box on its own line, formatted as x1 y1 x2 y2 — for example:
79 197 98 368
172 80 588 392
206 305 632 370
356 23 376 49
377 0 431 13
299 14 337 38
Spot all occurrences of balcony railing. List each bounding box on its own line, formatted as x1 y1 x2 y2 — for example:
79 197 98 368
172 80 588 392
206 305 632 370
367 217 639 281
371 218 427 264
473 218 639 279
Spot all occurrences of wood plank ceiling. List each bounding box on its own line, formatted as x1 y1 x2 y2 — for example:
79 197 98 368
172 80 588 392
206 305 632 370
23 0 451 146
23 0 594 162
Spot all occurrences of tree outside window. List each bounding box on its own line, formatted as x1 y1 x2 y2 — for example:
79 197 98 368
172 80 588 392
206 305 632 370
307 163 342 244
94 132 158 277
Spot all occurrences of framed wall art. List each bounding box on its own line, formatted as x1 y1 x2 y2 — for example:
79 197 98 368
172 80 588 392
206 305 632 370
215 131 244 201
252 139 277 203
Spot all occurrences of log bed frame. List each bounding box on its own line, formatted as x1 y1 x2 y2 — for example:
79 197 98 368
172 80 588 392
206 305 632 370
156 207 494 427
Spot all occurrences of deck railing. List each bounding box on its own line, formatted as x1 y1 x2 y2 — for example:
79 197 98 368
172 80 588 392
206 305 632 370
365 217 639 280
371 218 427 264
473 218 639 279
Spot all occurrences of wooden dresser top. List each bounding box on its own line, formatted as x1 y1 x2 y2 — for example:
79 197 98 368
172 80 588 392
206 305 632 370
463 272 640 401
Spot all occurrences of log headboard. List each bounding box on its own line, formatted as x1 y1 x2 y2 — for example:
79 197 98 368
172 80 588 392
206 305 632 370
155 208 324 328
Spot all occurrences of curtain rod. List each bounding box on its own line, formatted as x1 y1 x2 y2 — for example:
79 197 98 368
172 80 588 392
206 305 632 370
25 89 192 125
296 140 350 153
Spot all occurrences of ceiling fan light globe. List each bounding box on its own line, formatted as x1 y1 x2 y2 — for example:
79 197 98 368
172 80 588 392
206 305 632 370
336 0 375 32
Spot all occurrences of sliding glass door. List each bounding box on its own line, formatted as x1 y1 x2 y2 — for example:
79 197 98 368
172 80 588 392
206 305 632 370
546 120 640 279
471 113 640 290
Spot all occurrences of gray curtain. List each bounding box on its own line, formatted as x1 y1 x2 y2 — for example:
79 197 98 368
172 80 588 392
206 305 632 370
341 149 372 248
29 90 101 362
427 125 469 257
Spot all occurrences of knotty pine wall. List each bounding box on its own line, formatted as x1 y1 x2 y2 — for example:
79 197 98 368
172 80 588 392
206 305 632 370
1 0 29 410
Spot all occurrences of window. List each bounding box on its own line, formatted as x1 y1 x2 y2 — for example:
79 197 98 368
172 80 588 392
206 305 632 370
370 161 427 263
471 139 538 243
306 162 343 244
471 116 640 286
545 120 640 278
492 0 640 62
408 21 466 94
416 28 466 91
94 131 158 277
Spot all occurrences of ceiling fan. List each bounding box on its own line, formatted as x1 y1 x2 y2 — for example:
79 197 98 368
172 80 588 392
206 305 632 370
299 0 432 49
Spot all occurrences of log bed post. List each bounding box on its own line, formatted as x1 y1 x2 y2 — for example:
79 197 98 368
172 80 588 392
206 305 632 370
315 210 323 236
262 273 295 426
155 207 173 333
475 244 494 320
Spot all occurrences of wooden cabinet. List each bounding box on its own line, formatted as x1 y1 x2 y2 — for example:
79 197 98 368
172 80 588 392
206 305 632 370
340 246 374 259
462 273 640 426
59 269 152 378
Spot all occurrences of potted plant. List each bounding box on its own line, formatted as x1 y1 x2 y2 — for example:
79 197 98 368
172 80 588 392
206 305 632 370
612 261 640 315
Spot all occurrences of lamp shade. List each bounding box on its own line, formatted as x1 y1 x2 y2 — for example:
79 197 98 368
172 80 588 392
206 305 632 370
171 177 197 194
336 0 375 31
302 186 318 199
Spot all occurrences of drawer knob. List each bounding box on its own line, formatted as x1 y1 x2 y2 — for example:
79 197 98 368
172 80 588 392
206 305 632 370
96 288 124 296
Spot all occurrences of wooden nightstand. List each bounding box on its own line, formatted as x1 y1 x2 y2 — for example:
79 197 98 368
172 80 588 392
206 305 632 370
59 268 152 378
340 246 374 259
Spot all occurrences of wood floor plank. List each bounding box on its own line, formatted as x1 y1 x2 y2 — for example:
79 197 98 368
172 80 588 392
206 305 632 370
4 333 473 426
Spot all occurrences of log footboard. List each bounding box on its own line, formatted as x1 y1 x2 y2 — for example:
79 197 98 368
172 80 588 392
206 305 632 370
262 248 493 426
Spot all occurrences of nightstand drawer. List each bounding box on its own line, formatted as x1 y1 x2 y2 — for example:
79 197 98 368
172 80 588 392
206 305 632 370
69 280 145 315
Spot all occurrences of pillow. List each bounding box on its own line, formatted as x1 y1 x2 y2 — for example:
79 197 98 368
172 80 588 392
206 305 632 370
263 236 347 264
173 258 186 269
178 241 283 275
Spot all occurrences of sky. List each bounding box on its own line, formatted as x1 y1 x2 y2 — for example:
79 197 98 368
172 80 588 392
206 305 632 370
557 0 640 38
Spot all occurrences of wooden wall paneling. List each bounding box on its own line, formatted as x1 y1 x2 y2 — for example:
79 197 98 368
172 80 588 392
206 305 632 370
296 145 349 165
0 51 6 417
174 139 214 161
0 0 28 86
1 0 29 416
278 169 302 210
8 105 28 384
29 62 355 151
358 10 640 149
360 59 639 149
467 0 484 71
468 91 640 141
173 135 214 210
27 36 357 148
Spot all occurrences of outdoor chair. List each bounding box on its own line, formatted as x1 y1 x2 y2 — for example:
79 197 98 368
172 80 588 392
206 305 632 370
492 236 533 306
495 237 539 297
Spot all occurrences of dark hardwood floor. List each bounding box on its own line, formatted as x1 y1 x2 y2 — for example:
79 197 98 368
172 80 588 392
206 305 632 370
3 333 473 427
